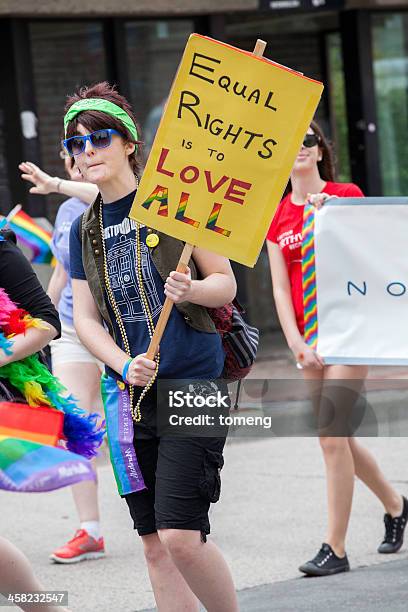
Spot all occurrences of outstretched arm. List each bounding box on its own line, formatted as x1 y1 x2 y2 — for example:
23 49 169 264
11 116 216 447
19 161 98 205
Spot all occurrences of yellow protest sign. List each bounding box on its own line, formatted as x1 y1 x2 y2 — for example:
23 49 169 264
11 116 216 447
130 34 323 267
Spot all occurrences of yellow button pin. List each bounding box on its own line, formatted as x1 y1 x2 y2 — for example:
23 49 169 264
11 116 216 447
146 233 160 248
117 380 126 390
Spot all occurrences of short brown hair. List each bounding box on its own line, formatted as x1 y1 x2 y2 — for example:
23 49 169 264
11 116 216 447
64 81 143 176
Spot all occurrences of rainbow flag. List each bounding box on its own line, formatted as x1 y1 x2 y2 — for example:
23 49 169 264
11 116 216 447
0 402 64 446
0 435 95 493
0 402 95 492
7 209 53 264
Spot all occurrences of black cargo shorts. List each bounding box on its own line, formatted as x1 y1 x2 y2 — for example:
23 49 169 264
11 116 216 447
124 434 226 542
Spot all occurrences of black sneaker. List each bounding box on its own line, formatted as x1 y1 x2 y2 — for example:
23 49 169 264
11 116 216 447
378 495 408 554
299 543 350 577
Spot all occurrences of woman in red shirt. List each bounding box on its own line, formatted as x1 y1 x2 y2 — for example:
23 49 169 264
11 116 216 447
267 120 407 576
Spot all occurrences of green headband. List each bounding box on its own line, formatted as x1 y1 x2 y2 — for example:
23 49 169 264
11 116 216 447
64 98 138 141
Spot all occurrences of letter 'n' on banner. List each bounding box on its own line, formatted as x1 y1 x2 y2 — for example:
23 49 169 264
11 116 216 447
129 34 323 358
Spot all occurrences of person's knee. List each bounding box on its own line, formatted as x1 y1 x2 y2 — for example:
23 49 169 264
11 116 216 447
142 533 169 567
319 436 349 455
158 529 200 564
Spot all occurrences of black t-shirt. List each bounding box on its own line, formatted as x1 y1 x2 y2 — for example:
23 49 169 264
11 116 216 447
0 238 61 335
69 190 225 437
69 190 224 381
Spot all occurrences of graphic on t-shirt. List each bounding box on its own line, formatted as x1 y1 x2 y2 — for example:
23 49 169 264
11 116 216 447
276 229 302 251
105 225 162 322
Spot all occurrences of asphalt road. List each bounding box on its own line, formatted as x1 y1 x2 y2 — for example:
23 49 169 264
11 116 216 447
234 558 408 612
1 436 407 611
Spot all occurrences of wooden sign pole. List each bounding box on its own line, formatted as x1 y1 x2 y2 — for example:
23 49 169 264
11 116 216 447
145 39 267 361
146 242 194 359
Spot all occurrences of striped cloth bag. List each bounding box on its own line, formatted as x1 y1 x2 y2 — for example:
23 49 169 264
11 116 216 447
208 299 259 382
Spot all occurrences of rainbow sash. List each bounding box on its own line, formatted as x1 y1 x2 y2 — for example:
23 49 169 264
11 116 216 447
101 374 146 496
301 204 318 347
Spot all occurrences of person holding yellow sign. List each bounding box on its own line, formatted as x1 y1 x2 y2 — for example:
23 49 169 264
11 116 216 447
66 82 238 612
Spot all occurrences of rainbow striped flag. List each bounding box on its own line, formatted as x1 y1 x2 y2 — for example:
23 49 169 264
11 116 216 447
7 209 53 264
301 204 318 348
0 402 64 446
0 402 95 492
0 435 95 493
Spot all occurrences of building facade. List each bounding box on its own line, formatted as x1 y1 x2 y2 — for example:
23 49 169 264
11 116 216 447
0 0 407 331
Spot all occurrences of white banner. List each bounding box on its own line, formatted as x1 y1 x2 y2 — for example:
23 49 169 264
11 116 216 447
314 198 408 365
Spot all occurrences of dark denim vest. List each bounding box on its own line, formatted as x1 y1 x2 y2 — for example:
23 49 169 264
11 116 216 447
80 196 216 343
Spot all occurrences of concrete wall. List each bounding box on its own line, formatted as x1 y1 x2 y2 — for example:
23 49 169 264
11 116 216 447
1 0 405 17
347 0 405 7
0 0 255 17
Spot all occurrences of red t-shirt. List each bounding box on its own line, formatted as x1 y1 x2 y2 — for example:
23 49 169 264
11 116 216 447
267 181 364 334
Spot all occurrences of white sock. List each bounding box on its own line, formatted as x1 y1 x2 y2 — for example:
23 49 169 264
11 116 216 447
80 521 100 540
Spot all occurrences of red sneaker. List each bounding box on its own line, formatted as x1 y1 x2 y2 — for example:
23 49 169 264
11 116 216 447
49 529 105 564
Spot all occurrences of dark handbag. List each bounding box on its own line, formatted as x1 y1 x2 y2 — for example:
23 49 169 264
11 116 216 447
208 299 259 382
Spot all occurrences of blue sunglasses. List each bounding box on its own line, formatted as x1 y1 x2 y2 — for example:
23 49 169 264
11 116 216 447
63 128 122 157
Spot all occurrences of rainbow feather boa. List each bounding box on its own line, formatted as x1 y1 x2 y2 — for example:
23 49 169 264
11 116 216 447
0 287 105 458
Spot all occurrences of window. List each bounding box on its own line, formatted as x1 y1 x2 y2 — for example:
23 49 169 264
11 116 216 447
372 12 408 195
125 20 193 156
0 109 11 215
326 32 351 182
30 22 107 216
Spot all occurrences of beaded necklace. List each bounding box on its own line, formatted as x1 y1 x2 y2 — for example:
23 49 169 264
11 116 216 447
98 179 160 422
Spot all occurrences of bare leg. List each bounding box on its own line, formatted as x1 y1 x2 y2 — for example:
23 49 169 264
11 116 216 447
303 365 369 557
319 436 355 556
348 438 403 517
0 537 69 612
158 529 238 612
318 365 368 556
142 533 199 612
52 362 102 523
